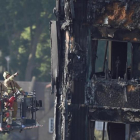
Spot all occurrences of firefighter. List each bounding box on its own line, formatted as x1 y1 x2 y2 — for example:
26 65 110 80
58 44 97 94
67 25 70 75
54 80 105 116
3 71 25 118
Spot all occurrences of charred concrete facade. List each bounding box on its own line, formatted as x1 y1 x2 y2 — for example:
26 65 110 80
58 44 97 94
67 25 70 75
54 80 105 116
51 1 140 140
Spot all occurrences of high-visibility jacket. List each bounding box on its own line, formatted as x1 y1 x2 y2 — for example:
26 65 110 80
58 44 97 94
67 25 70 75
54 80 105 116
4 74 23 96
0 82 7 98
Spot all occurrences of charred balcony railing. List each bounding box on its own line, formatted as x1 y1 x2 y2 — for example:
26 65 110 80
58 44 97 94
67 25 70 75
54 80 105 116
86 78 140 109
86 77 140 123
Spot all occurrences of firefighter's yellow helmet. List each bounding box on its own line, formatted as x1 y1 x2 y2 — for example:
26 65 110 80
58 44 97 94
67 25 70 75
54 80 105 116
3 71 10 79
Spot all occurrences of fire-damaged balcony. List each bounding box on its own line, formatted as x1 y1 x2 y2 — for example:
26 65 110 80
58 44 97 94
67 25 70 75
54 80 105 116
87 78 140 109
85 40 140 124
86 78 140 123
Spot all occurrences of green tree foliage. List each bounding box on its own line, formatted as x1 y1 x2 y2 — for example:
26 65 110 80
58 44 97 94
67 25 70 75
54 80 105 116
0 0 55 81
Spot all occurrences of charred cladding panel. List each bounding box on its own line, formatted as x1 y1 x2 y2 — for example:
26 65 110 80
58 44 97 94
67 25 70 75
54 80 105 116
87 1 140 29
87 1 140 42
